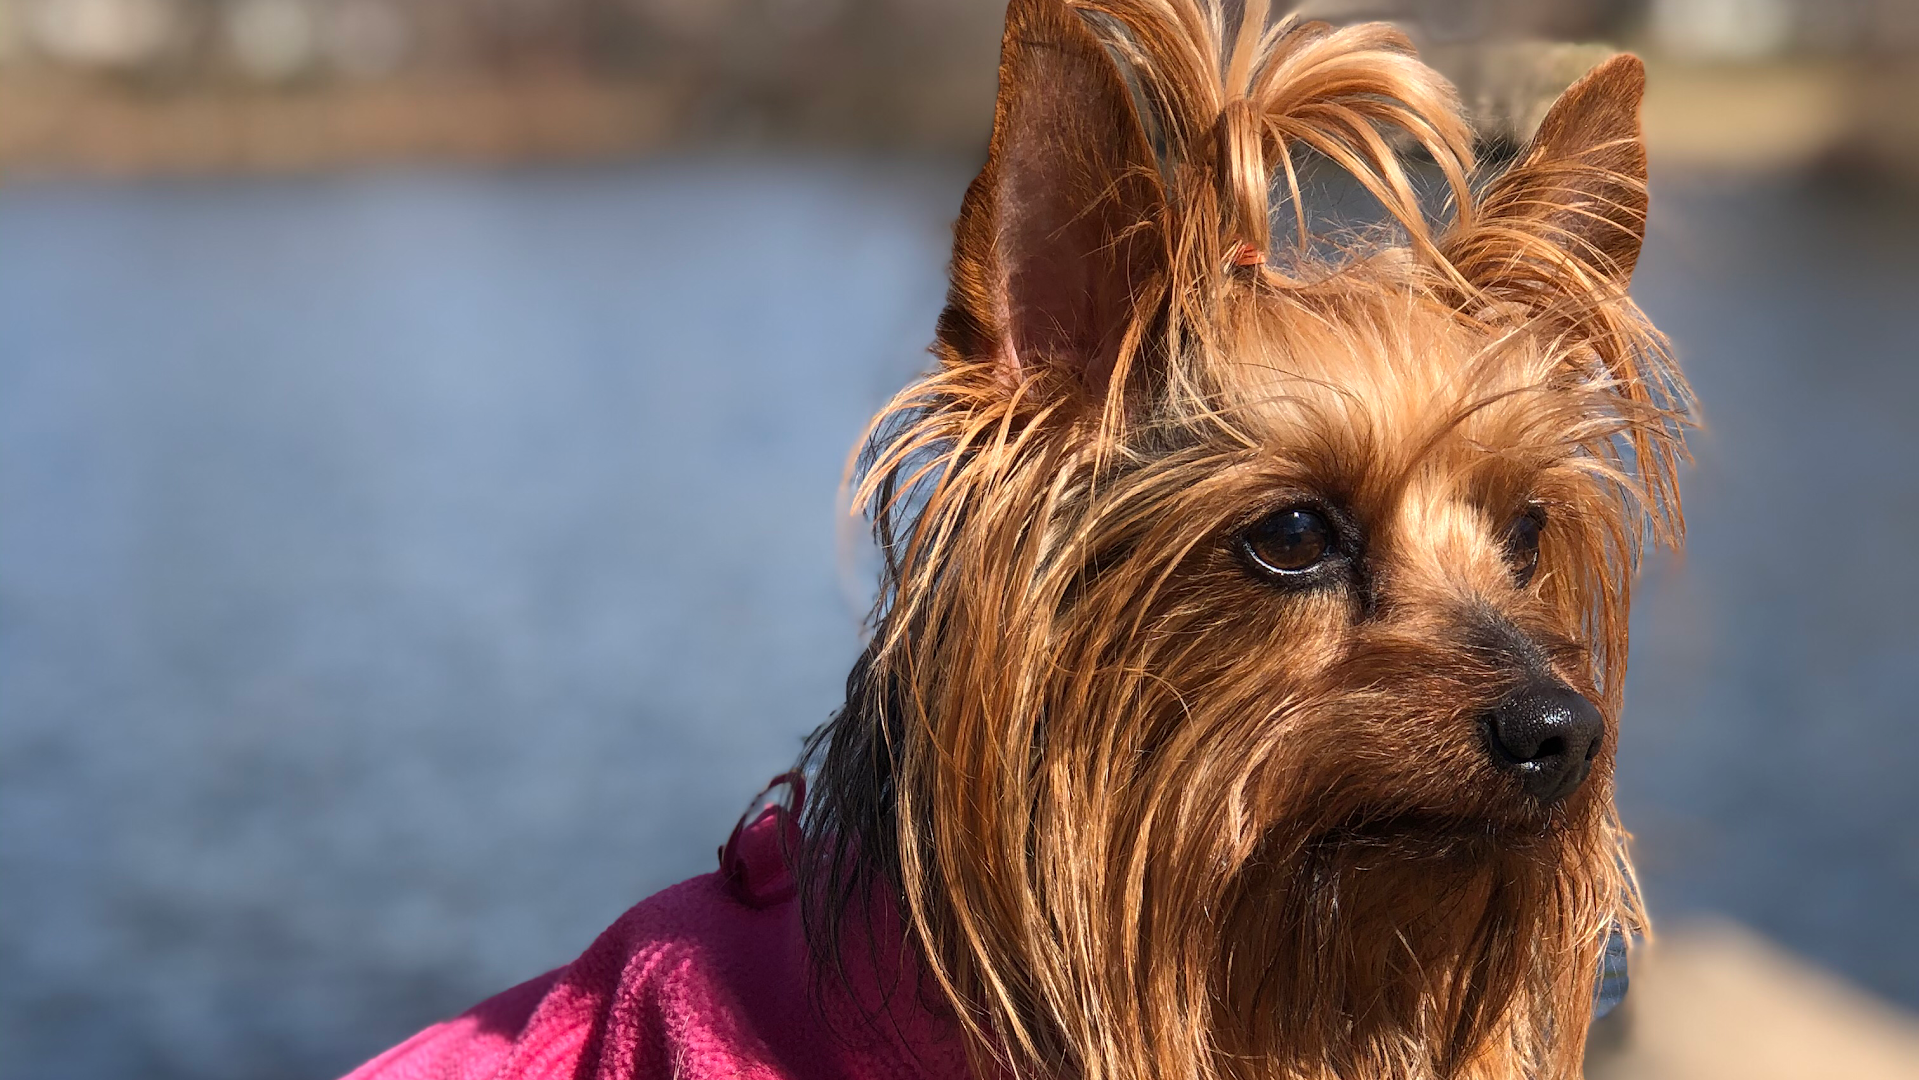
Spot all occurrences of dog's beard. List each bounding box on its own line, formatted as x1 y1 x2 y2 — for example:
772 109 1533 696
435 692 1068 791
1204 808 1624 1080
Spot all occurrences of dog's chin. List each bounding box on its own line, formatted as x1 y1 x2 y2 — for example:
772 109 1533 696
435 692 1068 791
1211 801 1615 1077
1234 792 1609 946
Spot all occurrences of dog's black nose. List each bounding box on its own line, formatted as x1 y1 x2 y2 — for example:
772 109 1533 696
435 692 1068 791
1484 678 1604 804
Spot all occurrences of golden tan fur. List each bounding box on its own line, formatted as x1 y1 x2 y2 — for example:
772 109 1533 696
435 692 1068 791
797 3 1691 1078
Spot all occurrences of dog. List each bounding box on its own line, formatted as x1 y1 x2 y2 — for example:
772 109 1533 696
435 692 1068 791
347 2 1689 1078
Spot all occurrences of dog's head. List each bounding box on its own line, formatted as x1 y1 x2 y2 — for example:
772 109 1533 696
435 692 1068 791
803 3 1690 1078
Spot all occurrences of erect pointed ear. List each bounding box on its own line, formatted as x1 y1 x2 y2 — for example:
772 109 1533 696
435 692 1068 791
937 0 1167 399
1446 53 1649 294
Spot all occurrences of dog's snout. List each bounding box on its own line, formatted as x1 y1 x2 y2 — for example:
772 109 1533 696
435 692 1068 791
1483 678 1604 804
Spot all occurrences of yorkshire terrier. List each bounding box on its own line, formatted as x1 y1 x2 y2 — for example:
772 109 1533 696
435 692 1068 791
349 2 1690 1079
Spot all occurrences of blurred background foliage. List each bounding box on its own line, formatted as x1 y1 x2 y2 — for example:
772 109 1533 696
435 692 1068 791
2 2 1916 1080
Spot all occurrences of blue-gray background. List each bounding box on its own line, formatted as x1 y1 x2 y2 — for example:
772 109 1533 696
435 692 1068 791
3 160 1916 1080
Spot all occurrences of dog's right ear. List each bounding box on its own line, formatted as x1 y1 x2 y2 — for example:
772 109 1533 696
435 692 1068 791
937 0 1167 402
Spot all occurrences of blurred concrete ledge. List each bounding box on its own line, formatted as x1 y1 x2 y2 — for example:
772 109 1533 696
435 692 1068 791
1585 919 1919 1080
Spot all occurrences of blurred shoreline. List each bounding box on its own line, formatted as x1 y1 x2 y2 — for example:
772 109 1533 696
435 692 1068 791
2 0 1916 181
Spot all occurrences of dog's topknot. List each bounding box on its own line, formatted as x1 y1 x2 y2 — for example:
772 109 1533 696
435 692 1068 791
1090 0 1476 272
937 0 1483 404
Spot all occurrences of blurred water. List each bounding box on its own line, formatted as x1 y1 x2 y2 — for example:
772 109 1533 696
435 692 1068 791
1621 175 1919 1013
0 160 1914 1080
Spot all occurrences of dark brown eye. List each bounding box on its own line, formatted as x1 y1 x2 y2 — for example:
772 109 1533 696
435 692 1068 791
1505 510 1544 587
1243 508 1334 575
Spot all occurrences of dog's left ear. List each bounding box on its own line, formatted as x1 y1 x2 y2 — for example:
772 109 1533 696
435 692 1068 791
937 0 1167 400
1444 53 1648 295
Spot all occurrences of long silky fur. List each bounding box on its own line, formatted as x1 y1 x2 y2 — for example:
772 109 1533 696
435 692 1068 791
797 3 1690 1079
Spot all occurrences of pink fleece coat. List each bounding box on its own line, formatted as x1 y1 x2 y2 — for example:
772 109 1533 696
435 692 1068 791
344 799 974 1080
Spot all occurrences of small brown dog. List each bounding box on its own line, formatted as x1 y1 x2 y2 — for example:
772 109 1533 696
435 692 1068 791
348 3 1692 1078
799 2 1690 1078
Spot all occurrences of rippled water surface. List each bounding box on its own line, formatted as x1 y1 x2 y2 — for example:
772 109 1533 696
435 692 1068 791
2 159 1914 1079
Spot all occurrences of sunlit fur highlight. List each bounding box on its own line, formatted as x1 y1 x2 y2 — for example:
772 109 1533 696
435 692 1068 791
797 3 1691 1079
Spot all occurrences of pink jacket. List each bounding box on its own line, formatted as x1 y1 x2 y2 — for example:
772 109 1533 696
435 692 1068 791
344 793 974 1080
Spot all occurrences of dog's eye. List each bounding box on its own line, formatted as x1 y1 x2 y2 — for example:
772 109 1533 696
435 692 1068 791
1242 508 1334 575
1504 510 1544 587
